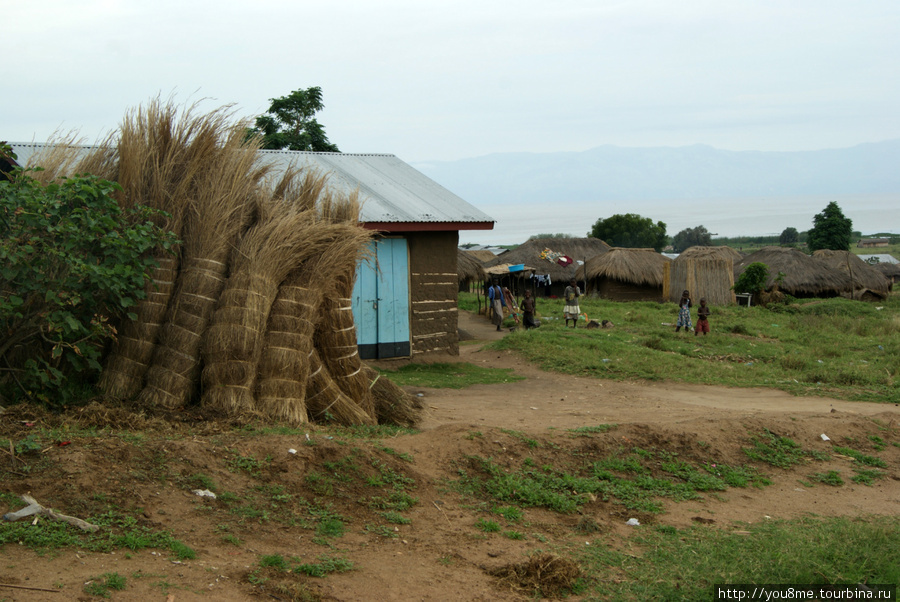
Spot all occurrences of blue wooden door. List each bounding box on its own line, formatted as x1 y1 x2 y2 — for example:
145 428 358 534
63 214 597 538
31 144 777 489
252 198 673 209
352 238 410 359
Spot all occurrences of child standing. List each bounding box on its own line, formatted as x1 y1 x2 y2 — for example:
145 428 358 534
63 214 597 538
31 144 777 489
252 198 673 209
675 289 692 333
695 298 710 335
522 289 538 329
563 279 581 328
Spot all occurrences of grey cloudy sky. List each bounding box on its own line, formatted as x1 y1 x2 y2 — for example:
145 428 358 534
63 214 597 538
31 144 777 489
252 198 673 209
3 0 898 163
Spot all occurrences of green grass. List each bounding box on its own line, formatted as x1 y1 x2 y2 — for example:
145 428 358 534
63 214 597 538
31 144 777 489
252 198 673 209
375 362 525 389
83 572 127 598
576 516 900 600
464 293 900 404
742 429 826 468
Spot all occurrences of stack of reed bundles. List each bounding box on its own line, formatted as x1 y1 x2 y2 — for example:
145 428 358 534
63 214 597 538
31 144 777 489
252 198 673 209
201 169 346 415
100 100 197 398
663 247 736 305
362 366 423 427
139 113 267 410
305 348 376 425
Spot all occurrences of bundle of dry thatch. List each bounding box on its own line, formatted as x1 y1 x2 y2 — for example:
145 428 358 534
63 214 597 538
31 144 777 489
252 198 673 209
28 99 423 427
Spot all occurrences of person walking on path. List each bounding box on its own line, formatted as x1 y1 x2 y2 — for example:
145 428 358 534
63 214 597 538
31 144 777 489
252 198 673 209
675 289 692 333
695 297 711 336
564 279 581 328
488 278 505 331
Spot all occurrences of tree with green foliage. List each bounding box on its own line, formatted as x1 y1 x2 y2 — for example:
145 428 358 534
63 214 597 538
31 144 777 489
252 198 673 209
671 225 712 252
249 86 340 152
588 213 667 252
806 202 853 252
734 262 769 296
779 227 799 245
0 167 178 406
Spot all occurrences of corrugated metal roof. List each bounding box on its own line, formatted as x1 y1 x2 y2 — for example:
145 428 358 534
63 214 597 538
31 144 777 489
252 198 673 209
259 151 493 226
6 143 495 228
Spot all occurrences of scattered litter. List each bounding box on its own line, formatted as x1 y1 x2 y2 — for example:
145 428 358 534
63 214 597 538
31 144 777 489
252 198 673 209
417 393 424 397
876 307 883 310
626 518 640 526
602 358 610 363
793 488 806 492
530 407 538 410
817 359 824 364
305 433 310 441
745 362 753 366
877 345 884 350
192 489 216 499
288 448 297 455
764 515 772 520
820 434 830 441
661 322 673 326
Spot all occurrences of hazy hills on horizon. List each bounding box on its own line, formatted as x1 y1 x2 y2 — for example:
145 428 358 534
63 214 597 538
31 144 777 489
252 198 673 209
412 139 900 207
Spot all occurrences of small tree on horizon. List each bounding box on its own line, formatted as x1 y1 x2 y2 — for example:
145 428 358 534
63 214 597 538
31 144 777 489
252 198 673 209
588 213 667 252
672 225 712 252
807 202 853 252
779 227 799 245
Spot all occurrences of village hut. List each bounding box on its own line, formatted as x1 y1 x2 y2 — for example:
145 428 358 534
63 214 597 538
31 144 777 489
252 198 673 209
260 151 495 360
811 250 890 300
458 249 486 292
465 249 503 263
485 237 611 297
873 262 899 288
575 248 671 301
664 246 739 305
734 246 850 298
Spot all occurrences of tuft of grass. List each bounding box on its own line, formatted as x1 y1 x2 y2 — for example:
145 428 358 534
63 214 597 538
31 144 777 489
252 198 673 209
742 429 822 468
810 470 844 486
832 446 887 468
476 518 501 533
83 572 127 598
375 362 525 389
567 424 617 436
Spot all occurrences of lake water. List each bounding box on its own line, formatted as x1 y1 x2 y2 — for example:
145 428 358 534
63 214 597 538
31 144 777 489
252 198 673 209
461 192 899 246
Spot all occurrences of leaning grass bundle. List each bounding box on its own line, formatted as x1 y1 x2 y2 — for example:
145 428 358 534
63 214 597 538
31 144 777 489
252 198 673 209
140 114 266 410
201 175 337 415
362 366 424 427
100 100 199 398
255 280 323 423
255 190 372 423
305 349 376 426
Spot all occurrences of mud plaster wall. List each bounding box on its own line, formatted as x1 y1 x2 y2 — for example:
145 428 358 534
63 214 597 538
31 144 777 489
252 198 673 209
592 278 664 302
406 231 459 356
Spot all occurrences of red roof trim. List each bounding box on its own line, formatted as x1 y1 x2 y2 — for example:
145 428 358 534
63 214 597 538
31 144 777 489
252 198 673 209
362 221 494 232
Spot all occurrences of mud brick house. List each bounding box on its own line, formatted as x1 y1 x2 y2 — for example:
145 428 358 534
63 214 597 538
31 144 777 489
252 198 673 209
260 151 495 360
7 143 495 361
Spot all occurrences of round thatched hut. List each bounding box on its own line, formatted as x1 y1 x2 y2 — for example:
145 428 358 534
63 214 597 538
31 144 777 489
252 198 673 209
485 237 611 297
812 250 890 300
664 246 740 305
575 248 671 301
734 246 849 298
873 262 899 288
457 249 486 292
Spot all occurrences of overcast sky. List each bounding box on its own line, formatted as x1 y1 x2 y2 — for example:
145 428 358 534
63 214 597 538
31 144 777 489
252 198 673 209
4 1 899 164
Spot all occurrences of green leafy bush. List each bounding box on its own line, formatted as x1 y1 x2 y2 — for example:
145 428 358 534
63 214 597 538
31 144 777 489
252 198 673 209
0 168 177 406
734 262 768 295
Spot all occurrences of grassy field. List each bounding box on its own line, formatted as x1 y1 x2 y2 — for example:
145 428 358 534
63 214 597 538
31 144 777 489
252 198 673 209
461 292 900 404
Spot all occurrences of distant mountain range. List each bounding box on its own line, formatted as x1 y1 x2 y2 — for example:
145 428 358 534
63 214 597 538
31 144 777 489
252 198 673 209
412 140 900 206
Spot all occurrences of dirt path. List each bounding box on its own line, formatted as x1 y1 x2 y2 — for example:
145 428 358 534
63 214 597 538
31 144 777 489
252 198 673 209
1 311 898 601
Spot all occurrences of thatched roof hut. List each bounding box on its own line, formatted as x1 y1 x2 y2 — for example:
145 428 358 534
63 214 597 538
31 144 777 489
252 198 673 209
486 237 611 296
664 246 738 305
873 262 899 287
457 249 486 290
734 246 849 298
576 248 671 301
812 250 890 299
464 249 501 263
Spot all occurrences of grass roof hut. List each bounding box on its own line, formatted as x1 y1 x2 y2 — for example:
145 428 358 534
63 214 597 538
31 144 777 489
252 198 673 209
575 248 671 302
486 237 611 297
873 262 899 288
812 250 890 300
664 246 738 305
457 249 486 292
734 246 850 298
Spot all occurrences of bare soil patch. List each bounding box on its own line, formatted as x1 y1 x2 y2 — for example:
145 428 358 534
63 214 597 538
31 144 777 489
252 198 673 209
1 312 898 601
